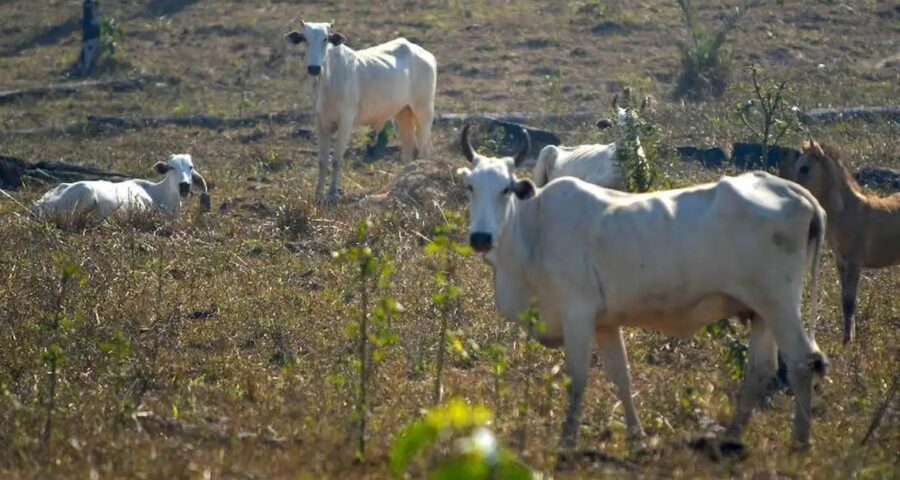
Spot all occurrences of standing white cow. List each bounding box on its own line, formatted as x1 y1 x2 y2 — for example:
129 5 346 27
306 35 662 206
457 124 828 450
32 154 209 222
284 21 437 204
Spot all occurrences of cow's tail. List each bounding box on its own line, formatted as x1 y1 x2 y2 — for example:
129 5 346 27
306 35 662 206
806 202 826 351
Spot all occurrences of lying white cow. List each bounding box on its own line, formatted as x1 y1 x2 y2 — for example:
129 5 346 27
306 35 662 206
32 154 209 221
457 124 828 449
285 21 437 204
532 143 623 188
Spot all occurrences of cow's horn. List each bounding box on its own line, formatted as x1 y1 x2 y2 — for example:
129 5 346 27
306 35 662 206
461 124 476 163
612 93 619 110
192 171 210 211
513 127 531 168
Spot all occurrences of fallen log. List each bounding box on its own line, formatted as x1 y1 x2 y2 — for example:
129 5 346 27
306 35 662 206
0 155 130 190
803 105 900 124
0 75 175 104
86 110 315 130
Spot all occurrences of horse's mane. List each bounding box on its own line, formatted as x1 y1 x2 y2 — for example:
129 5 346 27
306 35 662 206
803 140 865 196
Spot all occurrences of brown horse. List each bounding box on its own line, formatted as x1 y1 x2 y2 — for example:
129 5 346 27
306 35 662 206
780 141 900 343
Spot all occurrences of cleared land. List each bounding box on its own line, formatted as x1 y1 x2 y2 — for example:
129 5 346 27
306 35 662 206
0 1 897 478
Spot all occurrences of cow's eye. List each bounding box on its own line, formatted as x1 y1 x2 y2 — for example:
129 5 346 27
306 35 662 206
501 187 511 196
798 165 810 176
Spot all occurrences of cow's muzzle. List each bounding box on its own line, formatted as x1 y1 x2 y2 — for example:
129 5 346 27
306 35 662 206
469 232 493 253
179 182 191 197
307 65 322 76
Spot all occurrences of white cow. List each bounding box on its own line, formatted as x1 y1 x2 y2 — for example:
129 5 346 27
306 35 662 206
457 125 828 450
531 97 646 189
32 154 209 221
284 21 437 204
532 143 623 188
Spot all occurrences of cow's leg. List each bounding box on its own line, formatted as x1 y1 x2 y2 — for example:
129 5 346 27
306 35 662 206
765 304 827 447
596 326 643 441
328 118 353 204
837 258 862 344
395 107 417 162
727 316 777 437
414 102 435 158
559 305 595 451
315 120 333 204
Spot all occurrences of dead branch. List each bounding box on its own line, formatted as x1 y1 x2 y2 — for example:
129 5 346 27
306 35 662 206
861 367 900 445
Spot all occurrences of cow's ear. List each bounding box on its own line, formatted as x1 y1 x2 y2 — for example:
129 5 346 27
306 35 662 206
284 31 305 44
512 178 536 200
456 167 471 178
328 32 346 45
153 162 171 174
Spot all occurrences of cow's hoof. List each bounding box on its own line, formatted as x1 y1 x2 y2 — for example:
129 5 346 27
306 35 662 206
626 427 647 443
688 434 747 462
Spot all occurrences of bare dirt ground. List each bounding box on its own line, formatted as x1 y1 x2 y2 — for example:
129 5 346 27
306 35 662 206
0 1 898 478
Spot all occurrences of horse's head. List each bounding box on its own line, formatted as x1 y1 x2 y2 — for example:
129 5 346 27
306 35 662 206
792 140 852 211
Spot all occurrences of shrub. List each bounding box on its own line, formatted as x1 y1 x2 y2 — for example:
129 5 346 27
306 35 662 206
425 210 472 405
332 219 403 461
674 0 756 100
733 65 802 169
611 90 666 192
100 17 122 57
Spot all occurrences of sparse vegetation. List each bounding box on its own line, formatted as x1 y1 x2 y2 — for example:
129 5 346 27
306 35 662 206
0 0 897 478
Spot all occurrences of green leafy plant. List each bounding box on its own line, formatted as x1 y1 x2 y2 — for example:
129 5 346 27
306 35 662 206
515 305 544 449
390 399 533 479
733 65 801 169
425 210 472 405
40 252 87 451
674 0 755 99
100 17 122 57
332 219 402 461
705 319 748 381
612 90 665 193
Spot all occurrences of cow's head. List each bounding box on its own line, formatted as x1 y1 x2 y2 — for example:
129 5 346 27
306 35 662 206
153 154 210 208
284 20 346 77
456 124 533 254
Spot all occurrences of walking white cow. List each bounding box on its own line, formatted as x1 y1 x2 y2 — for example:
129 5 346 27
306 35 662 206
457 124 828 450
285 21 437 204
32 154 209 222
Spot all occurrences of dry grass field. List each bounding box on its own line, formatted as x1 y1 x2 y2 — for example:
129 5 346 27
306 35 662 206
1 0 898 478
